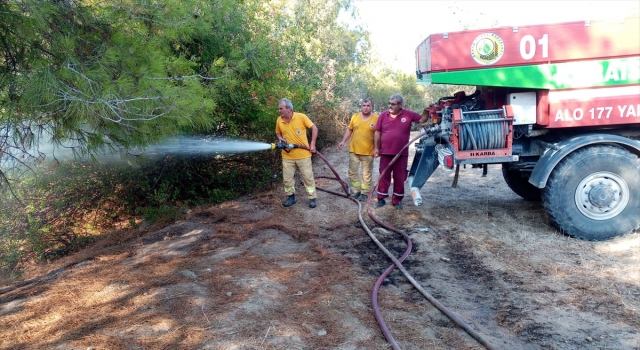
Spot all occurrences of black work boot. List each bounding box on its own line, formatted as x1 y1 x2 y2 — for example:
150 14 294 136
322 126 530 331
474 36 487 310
282 194 296 207
309 199 317 208
376 199 386 207
350 192 361 199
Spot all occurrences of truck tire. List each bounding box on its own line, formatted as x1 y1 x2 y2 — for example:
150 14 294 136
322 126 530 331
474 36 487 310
502 165 542 201
542 145 640 241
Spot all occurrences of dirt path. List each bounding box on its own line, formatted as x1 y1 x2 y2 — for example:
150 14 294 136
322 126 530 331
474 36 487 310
1 135 639 349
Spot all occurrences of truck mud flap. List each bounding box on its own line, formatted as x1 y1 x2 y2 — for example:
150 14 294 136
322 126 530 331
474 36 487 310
408 142 439 190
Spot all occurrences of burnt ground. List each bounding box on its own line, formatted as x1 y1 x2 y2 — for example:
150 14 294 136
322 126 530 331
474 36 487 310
1 133 639 350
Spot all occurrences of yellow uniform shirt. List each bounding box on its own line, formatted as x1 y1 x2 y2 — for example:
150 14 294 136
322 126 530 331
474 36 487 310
276 112 314 160
348 112 379 155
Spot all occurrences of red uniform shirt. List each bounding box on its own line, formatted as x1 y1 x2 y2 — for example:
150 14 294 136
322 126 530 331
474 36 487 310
374 109 422 155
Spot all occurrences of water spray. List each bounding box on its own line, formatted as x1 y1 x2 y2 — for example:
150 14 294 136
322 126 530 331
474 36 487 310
147 137 276 156
20 136 308 169
148 137 308 156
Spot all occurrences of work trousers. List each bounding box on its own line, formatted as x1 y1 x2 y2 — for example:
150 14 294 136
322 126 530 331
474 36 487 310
377 154 408 205
348 152 374 194
282 157 317 199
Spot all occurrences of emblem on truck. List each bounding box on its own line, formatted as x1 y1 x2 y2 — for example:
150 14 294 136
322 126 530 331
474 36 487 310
471 33 505 65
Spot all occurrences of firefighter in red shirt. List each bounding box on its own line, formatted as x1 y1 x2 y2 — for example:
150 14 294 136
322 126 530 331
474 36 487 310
373 94 429 209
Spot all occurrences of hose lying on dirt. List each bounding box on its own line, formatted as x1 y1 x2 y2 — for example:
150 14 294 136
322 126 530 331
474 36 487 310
296 143 496 350
363 134 498 350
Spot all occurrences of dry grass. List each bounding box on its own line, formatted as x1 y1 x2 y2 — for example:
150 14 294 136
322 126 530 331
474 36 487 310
0 200 390 349
1 147 639 350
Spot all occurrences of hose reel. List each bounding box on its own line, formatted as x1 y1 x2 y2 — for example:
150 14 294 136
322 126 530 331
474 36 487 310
458 110 508 151
449 107 516 163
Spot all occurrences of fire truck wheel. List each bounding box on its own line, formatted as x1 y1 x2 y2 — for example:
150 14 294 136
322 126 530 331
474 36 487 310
542 145 640 241
501 165 542 201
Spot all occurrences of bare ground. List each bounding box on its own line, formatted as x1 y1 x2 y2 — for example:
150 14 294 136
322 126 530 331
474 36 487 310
1 134 639 350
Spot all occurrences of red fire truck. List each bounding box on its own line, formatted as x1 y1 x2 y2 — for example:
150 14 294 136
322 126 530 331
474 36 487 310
409 16 640 240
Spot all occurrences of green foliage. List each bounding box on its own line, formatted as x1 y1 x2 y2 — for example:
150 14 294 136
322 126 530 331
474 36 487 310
1 0 368 176
328 53 479 136
0 0 475 276
0 0 371 274
0 150 279 272
2 0 250 178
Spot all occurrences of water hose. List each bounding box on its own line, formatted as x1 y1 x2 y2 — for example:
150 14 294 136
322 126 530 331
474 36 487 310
284 140 496 350
363 134 497 350
279 143 350 196
459 111 506 151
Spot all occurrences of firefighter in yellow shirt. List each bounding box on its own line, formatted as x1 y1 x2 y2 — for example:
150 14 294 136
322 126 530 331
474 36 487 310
275 98 318 208
338 98 379 201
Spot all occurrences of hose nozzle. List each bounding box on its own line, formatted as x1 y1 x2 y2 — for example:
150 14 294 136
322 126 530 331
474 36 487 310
272 140 296 152
421 124 440 136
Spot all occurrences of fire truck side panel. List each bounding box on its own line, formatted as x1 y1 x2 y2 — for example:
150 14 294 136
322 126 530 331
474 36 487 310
548 87 640 128
418 17 640 73
423 57 640 90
